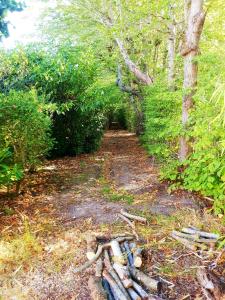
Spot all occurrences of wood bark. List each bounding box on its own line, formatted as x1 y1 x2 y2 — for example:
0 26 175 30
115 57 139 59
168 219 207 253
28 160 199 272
179 0 206 161
96 257 103 277
111 240 126 265
181 227 219 240
73 236 133 273
132 280 149 300
103 270 129 300
118 213 139 240
171 231 207 250
123 241 134 266
129 267 161 292
102 278 116 300
197 269 225 300
127 288 141 300
88 276 107 300
172 230 217 243
115 38 153 85
120 209 147 223
116 65 139 96
113 262 133 288
129 243 143 268
86 233 97 260
104 250 131 299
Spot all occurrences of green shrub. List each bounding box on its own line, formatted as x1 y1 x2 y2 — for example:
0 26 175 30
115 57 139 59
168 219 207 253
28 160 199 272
0 148 23 189
0 45 120 157
0 89 53 170
142 82 181 159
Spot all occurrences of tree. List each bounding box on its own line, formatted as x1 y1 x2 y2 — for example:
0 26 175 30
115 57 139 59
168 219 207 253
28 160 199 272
179 0 206 161
0 0 24 40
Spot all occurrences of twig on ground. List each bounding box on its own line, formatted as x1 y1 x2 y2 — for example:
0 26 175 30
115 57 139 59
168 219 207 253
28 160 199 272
120 209 147 223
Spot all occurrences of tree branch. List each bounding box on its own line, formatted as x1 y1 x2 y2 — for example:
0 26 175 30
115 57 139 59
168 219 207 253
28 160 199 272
115 38 153 85
116 65 140 96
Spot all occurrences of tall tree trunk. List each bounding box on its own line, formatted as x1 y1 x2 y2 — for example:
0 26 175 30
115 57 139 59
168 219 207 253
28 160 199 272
168 4 176 89
179 0 206 161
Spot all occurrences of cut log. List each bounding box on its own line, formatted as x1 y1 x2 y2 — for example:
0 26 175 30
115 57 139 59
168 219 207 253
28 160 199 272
103 270 129 300
181 228 219 240
130 242 143 268
88 276 107 300
173 230 217 243
197 268 225 300
124 241 134 266
171 232 207 250
104 250 131 299
94 232 134 241
73 236 133 273
113 263 133 288
86 233 97 260
96 257 103 278
111 240 126 265
132 280 149 299
102 278 114 300
127 288 141 300
120 209 147 223
129 267 161 292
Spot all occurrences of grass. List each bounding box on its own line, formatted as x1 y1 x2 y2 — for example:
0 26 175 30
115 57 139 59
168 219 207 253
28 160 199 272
0 221 42 274
100 183 134 204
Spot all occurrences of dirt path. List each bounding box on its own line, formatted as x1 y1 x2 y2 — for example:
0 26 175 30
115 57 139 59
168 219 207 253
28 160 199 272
0 131 223 300
55 130 199 225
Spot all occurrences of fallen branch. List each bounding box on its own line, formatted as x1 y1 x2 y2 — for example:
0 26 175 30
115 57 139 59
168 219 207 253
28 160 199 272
129 267 161 292
103 270 129 300
113 262 133 288
132 280 149 300
104 250 131 299
94 232 134 241
171 232 207 250
102 278 114 300
172 230 217 244
118 213 139 240
127 288 141 300
120 209 147 224
181 228 219 240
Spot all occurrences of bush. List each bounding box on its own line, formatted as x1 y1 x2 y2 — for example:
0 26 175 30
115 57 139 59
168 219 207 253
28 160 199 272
0 148 23 190
0 45 115 157
0 89 53 172
142 82 181 159
182 82 225 214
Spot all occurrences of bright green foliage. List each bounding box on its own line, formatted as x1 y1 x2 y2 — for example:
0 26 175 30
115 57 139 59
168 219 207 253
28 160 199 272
0 45 125 157
181 81 225 214
0 90 53 171
142 81 181 159
0 148 23 189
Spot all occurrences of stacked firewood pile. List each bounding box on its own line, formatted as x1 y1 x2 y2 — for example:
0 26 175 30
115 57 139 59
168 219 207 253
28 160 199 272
73 210 163 300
